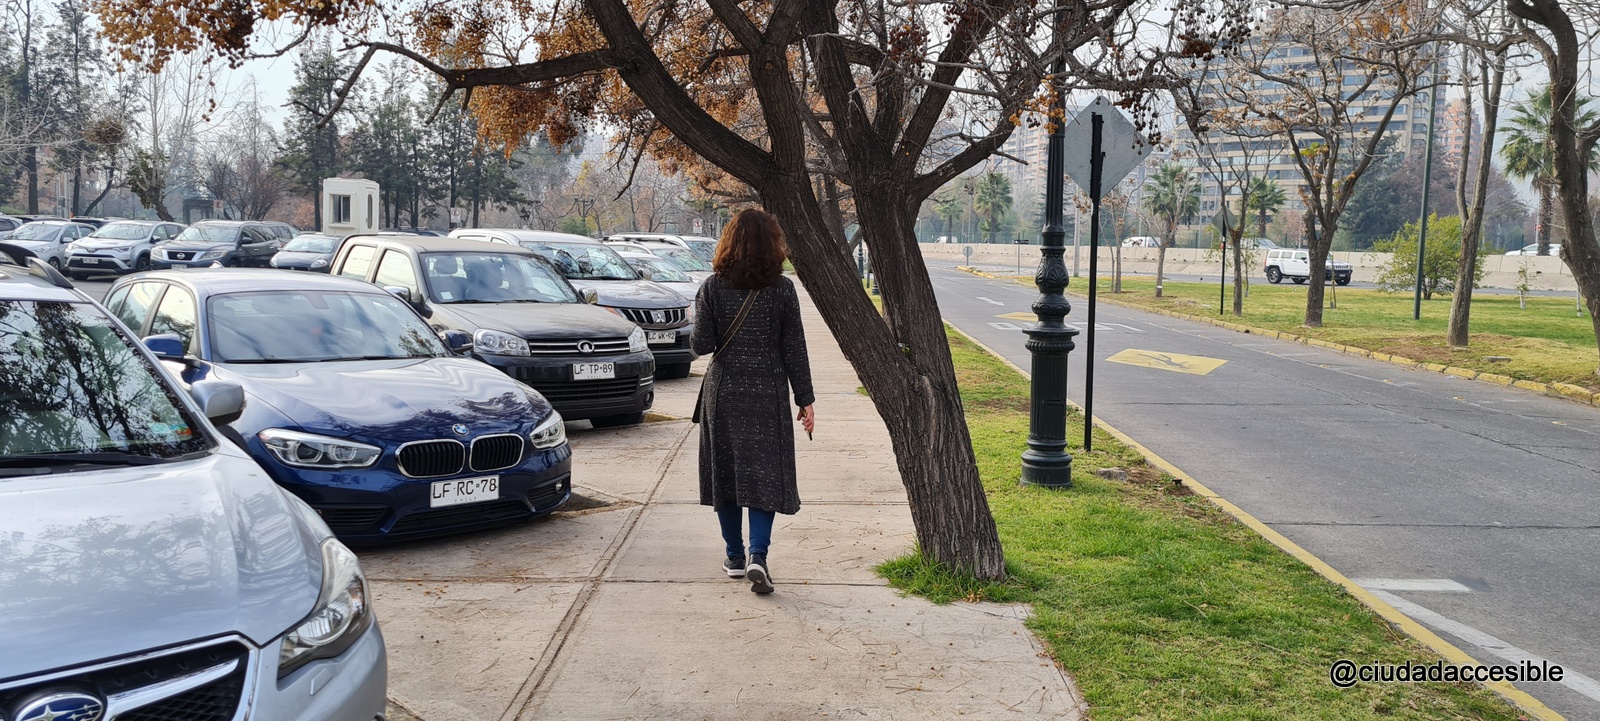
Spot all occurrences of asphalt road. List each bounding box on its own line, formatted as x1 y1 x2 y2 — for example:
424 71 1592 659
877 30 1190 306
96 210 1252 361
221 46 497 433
927 260 1600 718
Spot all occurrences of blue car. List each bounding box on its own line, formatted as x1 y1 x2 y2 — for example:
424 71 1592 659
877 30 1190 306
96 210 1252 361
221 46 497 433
102 269 572 543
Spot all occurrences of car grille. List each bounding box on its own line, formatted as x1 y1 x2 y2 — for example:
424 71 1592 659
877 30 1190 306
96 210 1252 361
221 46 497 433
617 307 687 329
521 376 644 405
390 499 531 534
0 640 248 721
317 505 392 535
397 440 466 478
167 251 195 261
117 662 246 721
470 434 524 472
526 337 633 355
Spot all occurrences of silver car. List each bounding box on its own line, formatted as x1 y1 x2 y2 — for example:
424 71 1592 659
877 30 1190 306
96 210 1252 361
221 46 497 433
5 220 95 270
64 220 187 278
0 249 386 721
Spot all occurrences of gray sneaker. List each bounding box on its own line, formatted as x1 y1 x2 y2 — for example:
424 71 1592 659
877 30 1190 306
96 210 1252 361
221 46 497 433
723 555 746 578
747 553 774 594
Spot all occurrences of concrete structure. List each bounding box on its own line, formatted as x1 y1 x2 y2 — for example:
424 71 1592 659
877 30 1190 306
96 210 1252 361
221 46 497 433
322 178 380 238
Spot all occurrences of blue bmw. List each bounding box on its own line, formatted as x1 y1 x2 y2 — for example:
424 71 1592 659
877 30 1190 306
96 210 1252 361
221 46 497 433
102 269 572 543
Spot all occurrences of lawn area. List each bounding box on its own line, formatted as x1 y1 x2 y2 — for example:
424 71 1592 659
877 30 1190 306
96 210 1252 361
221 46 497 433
880 328 1528 720
1059 277 1600 391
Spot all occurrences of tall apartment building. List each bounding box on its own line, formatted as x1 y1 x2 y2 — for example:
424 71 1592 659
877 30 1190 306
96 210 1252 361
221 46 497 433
1169 42 1444 232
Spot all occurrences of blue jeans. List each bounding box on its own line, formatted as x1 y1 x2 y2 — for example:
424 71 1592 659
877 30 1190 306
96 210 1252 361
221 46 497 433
716 506 775 558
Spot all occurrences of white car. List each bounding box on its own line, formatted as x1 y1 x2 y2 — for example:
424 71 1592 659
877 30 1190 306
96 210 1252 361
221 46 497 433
1505 243 1562 256
605 232 718 261
1264 248 1352 286
64 220 186 278
1121 236 1160 248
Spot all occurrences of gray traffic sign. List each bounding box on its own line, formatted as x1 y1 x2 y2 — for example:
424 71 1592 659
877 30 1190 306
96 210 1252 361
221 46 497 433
1061 97 1150 197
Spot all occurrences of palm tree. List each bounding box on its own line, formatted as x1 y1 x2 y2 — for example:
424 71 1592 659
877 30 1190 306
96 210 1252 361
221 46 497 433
1245 176 1286 240
972 173 1013 243
1142 163 1200 297
933 191 965 240
1500 86 1600 256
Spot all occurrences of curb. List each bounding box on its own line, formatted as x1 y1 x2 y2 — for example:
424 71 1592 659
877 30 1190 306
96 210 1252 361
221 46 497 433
942 321 1565 721
953 266 1600 408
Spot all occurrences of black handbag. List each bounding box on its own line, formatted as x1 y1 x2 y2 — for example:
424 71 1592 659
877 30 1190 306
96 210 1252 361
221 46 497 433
691 288 762 424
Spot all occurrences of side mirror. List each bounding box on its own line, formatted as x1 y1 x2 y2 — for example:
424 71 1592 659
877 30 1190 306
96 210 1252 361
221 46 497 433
441 330 474 353
383 285 412 304
189 380 245 426
143 334 186 361
580 287 599 305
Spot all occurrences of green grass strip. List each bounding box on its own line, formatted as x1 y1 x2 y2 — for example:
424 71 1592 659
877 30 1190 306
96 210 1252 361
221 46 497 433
879 327 1526 720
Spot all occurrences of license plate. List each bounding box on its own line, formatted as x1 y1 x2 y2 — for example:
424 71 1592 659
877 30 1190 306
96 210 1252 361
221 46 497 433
82 258 99 264
430 475 500 508
647 330 676 345
168 263 186 269
573 362 615 380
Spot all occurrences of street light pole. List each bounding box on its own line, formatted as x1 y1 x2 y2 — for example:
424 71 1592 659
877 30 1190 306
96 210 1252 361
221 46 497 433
1020 12 1080 488
1414 62 1440 321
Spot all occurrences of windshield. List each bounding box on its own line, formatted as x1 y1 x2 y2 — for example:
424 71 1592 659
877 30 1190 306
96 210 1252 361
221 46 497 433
0 300 211 459
522 242 639 281
423 252 579 304
628 257 691 283
283 235 336 253
89 222 154 241
684 239 717 260
657 247 710 272
174 225 239 244
10 224 62 241
209 290 447 363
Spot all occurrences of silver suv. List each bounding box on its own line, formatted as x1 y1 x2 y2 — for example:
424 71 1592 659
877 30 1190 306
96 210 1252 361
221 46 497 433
0 248 386 721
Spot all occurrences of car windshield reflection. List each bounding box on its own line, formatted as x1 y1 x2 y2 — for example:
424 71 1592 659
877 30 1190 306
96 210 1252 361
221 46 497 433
209 290 448 363
521 243 639 281
422 252 579 304
0 300 211 461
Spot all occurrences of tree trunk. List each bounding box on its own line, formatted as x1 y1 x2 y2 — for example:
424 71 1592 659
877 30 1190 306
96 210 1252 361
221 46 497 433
1258 209 1268 239
1154 242 1168 297
1305 213 1331 327
71 165 82 216
1112 243 1123 293
25 147 40 214
83 167 116 215
1537 183 1553 256
1449 55 1501 348
1232 228 1245 316
775 181 1004 579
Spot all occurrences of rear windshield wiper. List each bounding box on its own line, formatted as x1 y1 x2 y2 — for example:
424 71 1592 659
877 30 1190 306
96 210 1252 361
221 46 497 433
0 452 171 469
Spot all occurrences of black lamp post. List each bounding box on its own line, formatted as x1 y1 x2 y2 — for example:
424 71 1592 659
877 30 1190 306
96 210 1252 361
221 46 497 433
1020 13 1079 488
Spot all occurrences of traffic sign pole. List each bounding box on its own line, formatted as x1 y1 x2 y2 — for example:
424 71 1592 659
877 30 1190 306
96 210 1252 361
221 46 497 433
1083 114 1103 453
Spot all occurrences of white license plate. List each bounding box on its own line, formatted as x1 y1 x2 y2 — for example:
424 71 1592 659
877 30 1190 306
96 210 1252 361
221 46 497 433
430 475 500 508
573 362 615 380
82 258 99 264
647 330 676 345
167 263 186 269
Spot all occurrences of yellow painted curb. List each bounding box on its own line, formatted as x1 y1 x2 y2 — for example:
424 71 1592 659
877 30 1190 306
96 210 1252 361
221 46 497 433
949 265 1597 410
942 320 1565 721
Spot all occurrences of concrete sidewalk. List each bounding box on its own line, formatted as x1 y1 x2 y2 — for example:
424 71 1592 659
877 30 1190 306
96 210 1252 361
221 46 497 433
361 283 1085 720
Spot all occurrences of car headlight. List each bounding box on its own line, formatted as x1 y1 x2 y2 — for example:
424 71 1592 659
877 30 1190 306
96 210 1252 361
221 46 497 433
474 329 529 356
278 538 372 677
530 411 566 450
198 250 226 260
628 326 648 353
311 257 329 268
258 428 381 468
64 242 82 254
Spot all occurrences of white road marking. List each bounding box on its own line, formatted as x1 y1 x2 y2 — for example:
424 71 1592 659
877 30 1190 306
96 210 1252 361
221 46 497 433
988 322 1023 331
976 296 1005 306
1354 578 1474 593
1102 322 1146 333
1368 589 1600 703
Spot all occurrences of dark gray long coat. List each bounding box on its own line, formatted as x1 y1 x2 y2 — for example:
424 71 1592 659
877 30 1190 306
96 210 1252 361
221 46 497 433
692 275 814 514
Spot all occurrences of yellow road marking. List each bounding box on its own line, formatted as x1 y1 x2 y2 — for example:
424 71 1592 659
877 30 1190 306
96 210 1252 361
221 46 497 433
942 321 1564 721
996 311 1037 321
1106 348 1228 375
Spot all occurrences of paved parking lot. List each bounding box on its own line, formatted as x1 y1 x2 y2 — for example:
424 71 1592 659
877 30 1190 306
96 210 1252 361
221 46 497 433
355 287 1085 720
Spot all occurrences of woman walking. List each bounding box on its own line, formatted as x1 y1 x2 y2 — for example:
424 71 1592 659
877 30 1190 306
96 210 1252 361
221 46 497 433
692 209 815 595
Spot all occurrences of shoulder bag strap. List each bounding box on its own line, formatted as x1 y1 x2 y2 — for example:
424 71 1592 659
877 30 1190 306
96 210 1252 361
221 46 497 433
692 288 761 424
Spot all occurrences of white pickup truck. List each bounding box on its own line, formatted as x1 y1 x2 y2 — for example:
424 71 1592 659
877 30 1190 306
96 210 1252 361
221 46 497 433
1264 248 1353 286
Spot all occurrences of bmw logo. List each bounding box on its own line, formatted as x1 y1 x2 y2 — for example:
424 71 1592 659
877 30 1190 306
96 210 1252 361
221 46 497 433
577 340 595 354
452 424 470 436
16 692 105 721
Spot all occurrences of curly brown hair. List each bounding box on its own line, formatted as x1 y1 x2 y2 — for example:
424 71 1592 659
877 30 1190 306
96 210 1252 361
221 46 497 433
713 209 788 289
